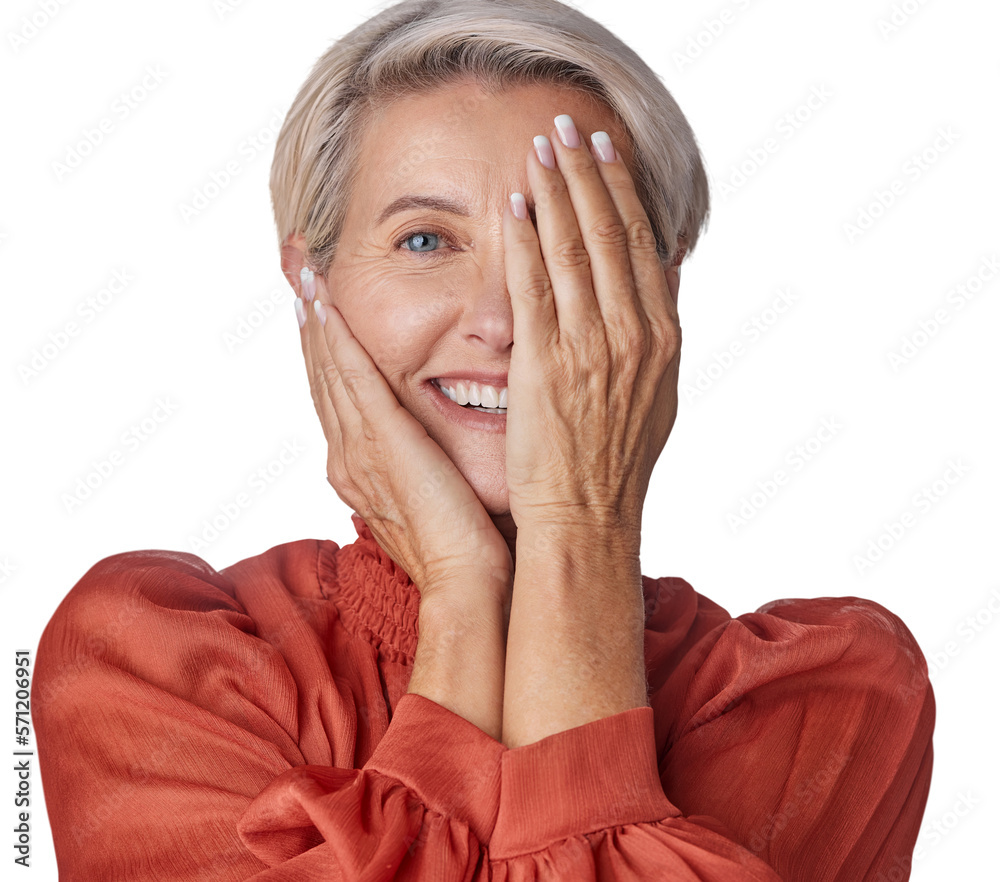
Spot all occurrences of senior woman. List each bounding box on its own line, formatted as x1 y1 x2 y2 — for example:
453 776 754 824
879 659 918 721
33 0 933 879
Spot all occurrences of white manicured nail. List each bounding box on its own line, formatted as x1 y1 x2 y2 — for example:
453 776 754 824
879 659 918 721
300 267 316 302
591 131 616 163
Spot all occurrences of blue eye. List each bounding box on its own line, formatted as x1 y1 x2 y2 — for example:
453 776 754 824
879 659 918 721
401 231 441 253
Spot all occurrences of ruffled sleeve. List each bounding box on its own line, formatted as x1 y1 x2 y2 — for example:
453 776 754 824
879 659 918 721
31 549 502 881
653 593 935 881
238 693 504 879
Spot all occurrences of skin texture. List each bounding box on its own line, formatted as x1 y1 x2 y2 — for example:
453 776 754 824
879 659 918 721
282 78 683 743
283 78 678 560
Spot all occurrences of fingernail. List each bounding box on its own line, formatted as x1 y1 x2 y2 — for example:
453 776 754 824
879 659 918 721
554 114 580 149
313 298 326 327
533 135 556 170
300 266 316 302
294 297 306 328
591 131 616 163
510 192 527 220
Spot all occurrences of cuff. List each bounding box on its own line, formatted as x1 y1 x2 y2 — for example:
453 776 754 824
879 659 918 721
490 705 678 859
365 692 505 844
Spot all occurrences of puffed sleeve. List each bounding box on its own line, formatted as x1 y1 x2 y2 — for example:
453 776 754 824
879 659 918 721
658 594 935 882
482 593 931 881
32 550 502 881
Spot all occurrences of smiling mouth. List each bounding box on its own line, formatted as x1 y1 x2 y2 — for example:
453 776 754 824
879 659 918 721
425 379 508 430
430 378 508 414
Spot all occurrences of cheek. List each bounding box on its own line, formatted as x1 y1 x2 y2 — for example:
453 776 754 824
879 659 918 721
352 279 456 374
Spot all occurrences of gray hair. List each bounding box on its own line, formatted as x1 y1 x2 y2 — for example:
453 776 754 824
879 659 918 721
269 0 709 274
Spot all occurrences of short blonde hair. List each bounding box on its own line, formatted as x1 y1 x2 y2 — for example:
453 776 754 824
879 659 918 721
269 0 709 274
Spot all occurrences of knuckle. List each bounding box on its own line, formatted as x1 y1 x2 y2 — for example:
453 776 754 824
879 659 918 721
538 176 566 202
308 389 324 422
306 367 323 403
625 218 659 254
588 216 628 250
327 463 349 495
562 151 594 177
550 238 591 271
519 270 555 301
337 364 366 398
316 354 338 388
652 317 681 362
307 359 326 389
615 321 647 365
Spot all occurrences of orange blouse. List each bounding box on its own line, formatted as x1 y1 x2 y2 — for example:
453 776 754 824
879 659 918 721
32 518 933 880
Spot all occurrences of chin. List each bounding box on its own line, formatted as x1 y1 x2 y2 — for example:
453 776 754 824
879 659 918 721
408 393 510 516
437 442 505 514
463 459 510 516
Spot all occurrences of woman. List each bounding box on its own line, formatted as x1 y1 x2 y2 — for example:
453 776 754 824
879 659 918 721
32 0 933 879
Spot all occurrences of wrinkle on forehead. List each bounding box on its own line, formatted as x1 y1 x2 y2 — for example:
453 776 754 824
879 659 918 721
344 79 634 245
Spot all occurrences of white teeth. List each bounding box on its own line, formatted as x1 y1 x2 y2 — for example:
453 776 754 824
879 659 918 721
435 379 507 410
480 385 499 408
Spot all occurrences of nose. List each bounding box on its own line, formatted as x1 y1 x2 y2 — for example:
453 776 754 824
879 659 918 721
453 248 514 356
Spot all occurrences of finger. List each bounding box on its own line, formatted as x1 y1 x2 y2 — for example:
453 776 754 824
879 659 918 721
297 276 352 453
525 132 605 343
297 298 338 440
312 295 420 451
299 276 369 517
547 116 648 347
502 187 559 362
584 130 680 337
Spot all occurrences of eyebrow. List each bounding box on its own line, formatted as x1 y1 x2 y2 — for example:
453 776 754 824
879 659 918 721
374 193 537 227
375 195 472 226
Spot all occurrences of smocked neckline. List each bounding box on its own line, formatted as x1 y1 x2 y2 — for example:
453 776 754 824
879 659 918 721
316 516 422 664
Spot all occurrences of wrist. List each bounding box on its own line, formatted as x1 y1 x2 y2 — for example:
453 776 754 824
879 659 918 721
418 564 513 609
409 587 509 742
417 587 511 637
513 500 642 538
502 522 647 747
514 520 642 585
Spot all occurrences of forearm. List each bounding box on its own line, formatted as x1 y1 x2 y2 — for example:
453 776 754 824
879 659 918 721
502 524 648 748
407 579 511 742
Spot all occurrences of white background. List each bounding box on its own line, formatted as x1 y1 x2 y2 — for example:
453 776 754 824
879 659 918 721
2 0 996 878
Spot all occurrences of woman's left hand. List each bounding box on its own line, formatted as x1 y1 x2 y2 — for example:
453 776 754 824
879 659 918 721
502 117 682 536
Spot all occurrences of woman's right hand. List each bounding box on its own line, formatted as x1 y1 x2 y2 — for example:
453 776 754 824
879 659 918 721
295 267 513 604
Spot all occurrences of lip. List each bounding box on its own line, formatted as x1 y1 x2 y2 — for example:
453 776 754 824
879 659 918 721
431 372 509 388
425 379 507 434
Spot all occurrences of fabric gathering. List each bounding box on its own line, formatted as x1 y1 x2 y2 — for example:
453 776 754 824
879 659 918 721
31 1 935 879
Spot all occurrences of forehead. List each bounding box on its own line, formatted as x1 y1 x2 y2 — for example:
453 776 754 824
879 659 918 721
351 79 634 212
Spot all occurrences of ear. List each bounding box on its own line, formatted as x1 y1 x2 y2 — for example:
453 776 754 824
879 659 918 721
664 240 686 308
664 262 681 308
280 232 309 294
